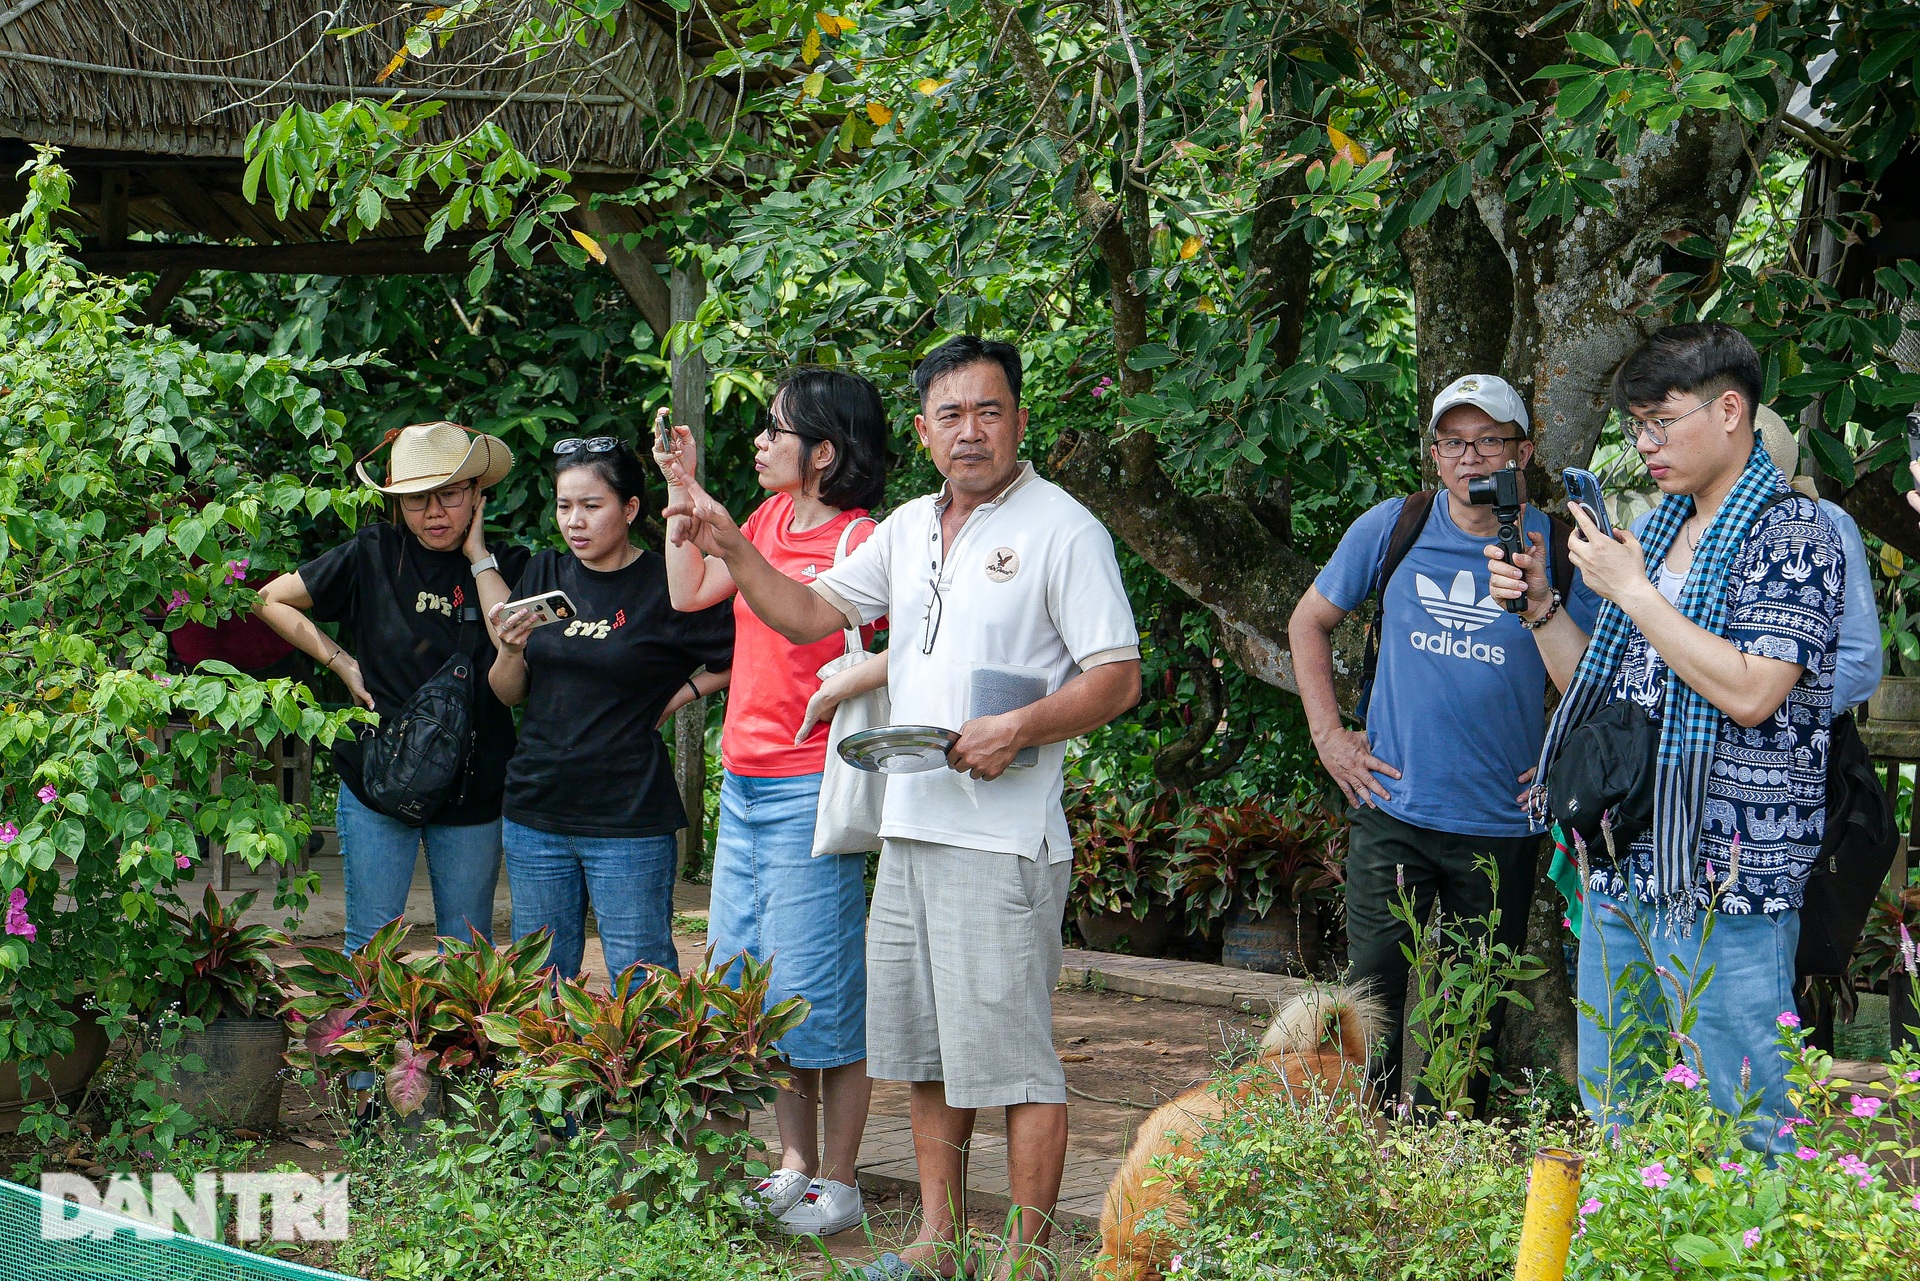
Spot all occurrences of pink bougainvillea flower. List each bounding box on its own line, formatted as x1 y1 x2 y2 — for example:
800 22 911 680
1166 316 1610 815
1795 1146 1820 1161
223 557 250 584
0 822 16 845
4 888 33 942
164 589 190 612
1663 1062 1701 1089
1743 1228 1761 1249
1639 1161 1671 1190
1777 1011 1801 1028
1851 1094 1884 1119
35 785 56 805
174 854 192 871
1719 1160 1746 1174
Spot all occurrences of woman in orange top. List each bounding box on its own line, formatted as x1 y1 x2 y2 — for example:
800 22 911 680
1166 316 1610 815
656 368 890 1237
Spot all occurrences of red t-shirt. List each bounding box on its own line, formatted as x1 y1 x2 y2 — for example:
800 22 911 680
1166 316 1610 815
721 494 881 777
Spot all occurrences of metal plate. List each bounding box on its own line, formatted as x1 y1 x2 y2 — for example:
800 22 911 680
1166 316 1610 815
839 724 960 774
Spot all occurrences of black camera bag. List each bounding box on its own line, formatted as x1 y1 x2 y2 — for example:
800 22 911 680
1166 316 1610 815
1796 711 1897 977
1546 696 1659 846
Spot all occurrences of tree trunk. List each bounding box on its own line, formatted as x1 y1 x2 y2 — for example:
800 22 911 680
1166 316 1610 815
670 252 709 877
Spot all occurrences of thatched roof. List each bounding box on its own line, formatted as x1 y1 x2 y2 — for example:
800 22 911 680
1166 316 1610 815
0 0 758 254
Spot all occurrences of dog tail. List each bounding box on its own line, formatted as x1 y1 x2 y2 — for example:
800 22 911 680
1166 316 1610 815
1259 983 1383 1064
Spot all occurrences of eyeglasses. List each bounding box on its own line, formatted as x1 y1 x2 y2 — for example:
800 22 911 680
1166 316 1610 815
398 483 474 512
1620 400 1710 449
1433 435 1527 459
552 437 620 456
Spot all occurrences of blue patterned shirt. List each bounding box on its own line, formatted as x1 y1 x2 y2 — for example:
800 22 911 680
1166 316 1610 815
1587 499 1844 916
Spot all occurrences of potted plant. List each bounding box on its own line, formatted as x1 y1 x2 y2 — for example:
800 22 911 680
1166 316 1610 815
1868 589 1920 723
283 918 552 1124
155 885 292 1131
1067 787 1181 955
1173 798 1343 975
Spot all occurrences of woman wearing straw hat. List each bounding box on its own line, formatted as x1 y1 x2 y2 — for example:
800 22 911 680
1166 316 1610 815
256 421 526 952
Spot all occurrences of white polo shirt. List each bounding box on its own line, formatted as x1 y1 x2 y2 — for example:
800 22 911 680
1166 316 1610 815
811 462 1139 861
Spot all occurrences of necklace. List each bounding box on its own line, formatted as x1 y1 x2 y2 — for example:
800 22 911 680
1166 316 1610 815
1683 518 1701 552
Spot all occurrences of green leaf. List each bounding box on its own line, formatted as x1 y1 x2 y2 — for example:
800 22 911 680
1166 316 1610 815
1806 428 1851 481
1566 32 1621 66
902 257 939 305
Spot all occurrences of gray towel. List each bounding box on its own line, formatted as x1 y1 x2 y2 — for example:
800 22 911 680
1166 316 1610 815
969 665 1048 769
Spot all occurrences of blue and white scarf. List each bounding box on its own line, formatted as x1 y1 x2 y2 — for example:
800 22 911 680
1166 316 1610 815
1531 443 1789 917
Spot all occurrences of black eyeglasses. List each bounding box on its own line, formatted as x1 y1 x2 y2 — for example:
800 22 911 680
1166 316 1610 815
1433 435 1526 459
552 437 620 456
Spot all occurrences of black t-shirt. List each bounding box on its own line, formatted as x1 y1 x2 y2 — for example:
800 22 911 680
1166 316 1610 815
503 549 734 838
299 523 529 826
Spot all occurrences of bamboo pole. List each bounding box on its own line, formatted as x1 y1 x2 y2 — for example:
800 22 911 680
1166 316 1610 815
1514 1147 1584 1281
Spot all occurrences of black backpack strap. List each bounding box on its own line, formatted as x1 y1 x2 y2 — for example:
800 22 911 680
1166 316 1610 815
1360 491 1437 695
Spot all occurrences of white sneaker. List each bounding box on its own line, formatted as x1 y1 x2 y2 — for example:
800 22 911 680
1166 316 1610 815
745 1167 812 1218
777 1178 865 1237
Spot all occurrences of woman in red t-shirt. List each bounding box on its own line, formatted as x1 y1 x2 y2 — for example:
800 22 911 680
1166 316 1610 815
655 368 890 1237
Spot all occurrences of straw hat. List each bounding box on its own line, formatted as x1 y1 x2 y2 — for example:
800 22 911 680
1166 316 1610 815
355 421 513 495
1755 405 1820 500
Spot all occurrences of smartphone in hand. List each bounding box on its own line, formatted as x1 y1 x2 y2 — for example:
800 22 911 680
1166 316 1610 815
1905 411 1920 463
654 406 673 458
1561 467 1614 539
499 589 578 629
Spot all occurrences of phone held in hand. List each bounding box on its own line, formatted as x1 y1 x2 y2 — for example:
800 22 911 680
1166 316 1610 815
500 589 578 629
654 406 673 457
1905 410 1920 463
1561 467 1614 539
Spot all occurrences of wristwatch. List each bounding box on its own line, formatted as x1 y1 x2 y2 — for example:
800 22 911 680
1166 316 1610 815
469 554 499 577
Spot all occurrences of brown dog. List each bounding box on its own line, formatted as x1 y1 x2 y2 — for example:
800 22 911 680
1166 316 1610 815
1093 984 1383 1281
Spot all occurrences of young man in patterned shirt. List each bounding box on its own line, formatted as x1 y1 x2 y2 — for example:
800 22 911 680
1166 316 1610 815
1491 323 1845 1153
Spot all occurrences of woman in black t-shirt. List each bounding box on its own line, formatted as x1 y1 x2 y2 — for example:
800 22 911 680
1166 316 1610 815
489 440 733 982
256 423 524 953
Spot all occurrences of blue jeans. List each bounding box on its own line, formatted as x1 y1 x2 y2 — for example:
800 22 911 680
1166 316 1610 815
709 771 867 1069
338 786 501 953
1578 891 1801 1156
502 819 679 982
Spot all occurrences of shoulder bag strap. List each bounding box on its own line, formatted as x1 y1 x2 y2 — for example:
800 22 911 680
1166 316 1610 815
1548 513 1575 601
833 516 878 657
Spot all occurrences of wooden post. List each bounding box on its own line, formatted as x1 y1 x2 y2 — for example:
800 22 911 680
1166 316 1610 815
670 251 710 877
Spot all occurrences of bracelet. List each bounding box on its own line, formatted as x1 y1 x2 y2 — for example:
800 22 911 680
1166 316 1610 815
1521 590 1563 631
324 648 345 671
684 677 701 701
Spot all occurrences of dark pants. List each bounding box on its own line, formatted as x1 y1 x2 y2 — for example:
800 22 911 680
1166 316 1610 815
1344 806 1537 1111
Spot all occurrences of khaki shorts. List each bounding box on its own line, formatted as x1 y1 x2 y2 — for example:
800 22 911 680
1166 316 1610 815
865 838 1070 1109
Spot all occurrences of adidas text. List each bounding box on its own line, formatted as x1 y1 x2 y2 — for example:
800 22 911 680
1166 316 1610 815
1409 629 1506 665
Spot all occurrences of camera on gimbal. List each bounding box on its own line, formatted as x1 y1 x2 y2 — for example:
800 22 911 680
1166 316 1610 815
1466 464 1528 614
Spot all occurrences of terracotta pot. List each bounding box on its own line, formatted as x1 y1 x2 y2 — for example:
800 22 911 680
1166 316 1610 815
1074 905 1173 956
158 1016 289 1131
0 1006 111 1135
1221 894 1318 975
1867 675 1920 724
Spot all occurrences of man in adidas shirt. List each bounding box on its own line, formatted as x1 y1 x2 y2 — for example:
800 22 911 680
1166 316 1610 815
1289 373 1600 1109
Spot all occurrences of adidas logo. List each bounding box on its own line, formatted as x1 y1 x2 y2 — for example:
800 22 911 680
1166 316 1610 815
1414 571 1503 633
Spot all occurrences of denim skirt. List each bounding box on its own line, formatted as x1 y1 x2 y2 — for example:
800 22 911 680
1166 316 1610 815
708 770 867 1069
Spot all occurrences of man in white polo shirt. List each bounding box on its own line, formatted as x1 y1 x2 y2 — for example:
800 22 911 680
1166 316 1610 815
663 336 1140 1281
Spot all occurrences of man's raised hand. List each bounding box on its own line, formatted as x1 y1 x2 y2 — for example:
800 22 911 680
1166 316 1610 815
660 470 748 560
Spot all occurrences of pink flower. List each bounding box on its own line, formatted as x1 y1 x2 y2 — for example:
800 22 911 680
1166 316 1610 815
35 785 56 805
1743 1227 1761 1249
1850 1094 1884 1119
0 822 16 845
1795 1146 1820 1161
1837 1154 1875 1186
1776 1011 1801 1029
1900 923 1917 979
1664 1062 1701 1089
223 558 250 584
1639 1161 1671 1190
1777 1116 1806 1135
1578 1197 1601 1217
4 888 33 942
1904 1070 1920 1084
1090 376 1114 400
1719 1160 1746 1174
1561 916 1571 929
1911 1192 1920 1212
174 854 192 871
164 589 190 612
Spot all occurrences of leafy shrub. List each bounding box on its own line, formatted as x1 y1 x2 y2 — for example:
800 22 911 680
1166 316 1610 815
163 885 290 1022
1170 797 1344 931
1066 786 1182 921
0 148 363 1089
283 920 552 1114
495 955 807 1146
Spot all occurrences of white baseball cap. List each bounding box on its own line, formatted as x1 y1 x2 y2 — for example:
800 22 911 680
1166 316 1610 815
1429 373 1531 436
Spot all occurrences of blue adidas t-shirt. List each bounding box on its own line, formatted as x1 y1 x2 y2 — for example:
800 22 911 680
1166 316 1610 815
1316 493 1601 837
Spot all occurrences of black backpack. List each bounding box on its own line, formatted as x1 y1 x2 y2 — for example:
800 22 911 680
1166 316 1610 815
1797 710 1898 977
1354 491 1574 720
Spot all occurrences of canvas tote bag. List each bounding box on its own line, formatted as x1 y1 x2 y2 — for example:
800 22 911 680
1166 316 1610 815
811 517 889 856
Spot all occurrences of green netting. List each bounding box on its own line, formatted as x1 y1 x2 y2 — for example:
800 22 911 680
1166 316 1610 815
0 1178 357 1281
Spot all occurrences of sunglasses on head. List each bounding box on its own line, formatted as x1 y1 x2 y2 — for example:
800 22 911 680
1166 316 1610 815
552 437 621 456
